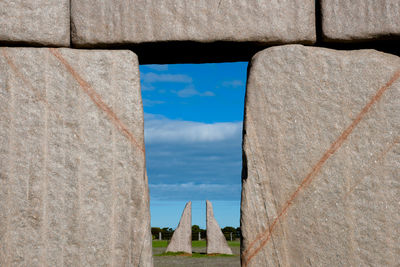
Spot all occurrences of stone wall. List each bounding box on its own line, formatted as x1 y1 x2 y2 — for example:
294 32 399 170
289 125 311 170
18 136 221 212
0 1 399 267
321 0 400 42
241 45 400 267
0 0 70 46
0 49 152 266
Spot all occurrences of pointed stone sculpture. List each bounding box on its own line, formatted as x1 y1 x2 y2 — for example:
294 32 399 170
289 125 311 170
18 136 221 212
206 200 233 255
166 201 192 254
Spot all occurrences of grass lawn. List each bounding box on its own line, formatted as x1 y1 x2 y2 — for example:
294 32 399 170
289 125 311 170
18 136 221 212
152 240 169 247
192 240 206 247
152 240 240 248
155 251 236 257
227 241 240 247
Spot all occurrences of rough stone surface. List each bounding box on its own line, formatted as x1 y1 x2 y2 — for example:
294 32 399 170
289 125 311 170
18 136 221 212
166 201 192 254
71 0 316 47
322 0 400 42
0 0 70 46
0 48 153 266
241 45 400 267
206 200 232 255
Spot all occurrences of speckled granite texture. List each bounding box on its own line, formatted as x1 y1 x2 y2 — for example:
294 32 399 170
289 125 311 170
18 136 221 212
241 45 400 267
71 0 315 46
0 47 153 267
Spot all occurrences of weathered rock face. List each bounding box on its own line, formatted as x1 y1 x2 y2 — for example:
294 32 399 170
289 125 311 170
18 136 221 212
0 48 153 266
241 45 400 267
166 201 192 254
321 0 400 42
0 0 70 46
206 200 232 255
71 0 316 46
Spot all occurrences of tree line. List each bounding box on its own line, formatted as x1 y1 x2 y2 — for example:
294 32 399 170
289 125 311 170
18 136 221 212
151 225 241 241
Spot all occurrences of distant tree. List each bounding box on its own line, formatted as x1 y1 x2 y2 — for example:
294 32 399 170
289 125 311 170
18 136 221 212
192 225 200 240
200 228 206 239
151 227 161 239
191 225 206 240
192 225 200 232
222 226 237 240
151 227 161 235
161 227 174 240
236 227 241 238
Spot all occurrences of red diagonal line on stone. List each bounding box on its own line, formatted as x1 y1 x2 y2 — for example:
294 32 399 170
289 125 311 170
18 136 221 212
2 48 48 104
1 48 84 142
49 48 145 155
242 69 400 267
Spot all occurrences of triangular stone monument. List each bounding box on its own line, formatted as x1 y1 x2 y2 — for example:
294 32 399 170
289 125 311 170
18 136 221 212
166 201 192 254
206 200 233 255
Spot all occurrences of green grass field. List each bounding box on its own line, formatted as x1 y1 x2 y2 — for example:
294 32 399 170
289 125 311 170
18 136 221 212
152 240 240 248
155 251 236 257
152 240 169 247
152 240 241 265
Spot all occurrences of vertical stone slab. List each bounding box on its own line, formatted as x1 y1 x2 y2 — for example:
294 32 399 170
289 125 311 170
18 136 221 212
321 0 400 42
0 0 70 46
241 45 400 266
71 0 315 46
206 200 232 255
0 48 153 266
166 201 192 254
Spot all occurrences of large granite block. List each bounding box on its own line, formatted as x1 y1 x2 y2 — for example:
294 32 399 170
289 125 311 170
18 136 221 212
0 48 152 266
321 0 400 42
0 0 70 46
71 0 315 46
241 45 400 266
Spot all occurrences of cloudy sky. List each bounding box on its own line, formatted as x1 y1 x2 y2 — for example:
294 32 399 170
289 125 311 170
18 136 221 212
139 62 247 228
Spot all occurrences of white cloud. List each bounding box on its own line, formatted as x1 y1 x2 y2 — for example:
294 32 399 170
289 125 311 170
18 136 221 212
150 182 232 191
141 84 155 91
146 65 168 71
144 114 242 143
175 87 197 98
202 91 215 96
141 72 192 83
172 85 215 98
222 80 244 88
149 182 241 201
143 99 165 107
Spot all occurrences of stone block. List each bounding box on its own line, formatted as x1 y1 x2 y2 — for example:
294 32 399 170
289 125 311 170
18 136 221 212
0 0 70 46
71 0 316 46
321 0 400 42
241 45 400 266
166 201 192 254
0 47 152 266
206 200 232 255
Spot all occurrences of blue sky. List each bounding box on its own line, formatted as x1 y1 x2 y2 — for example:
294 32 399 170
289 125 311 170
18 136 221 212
139 62 247 229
